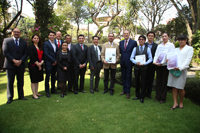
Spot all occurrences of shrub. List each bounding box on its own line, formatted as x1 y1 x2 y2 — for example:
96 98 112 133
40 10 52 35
184 78 200 105
174 41 180 48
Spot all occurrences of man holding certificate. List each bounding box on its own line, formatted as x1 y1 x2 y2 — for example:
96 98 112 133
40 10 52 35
101 33 120 95
130 35 152 103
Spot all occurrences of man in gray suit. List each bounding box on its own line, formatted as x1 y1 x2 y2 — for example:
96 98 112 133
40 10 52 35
2 28 28 104
87 36 103 94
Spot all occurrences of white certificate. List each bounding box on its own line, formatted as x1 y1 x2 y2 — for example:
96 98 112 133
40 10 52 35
135 54 146 65
105 48 116 63
156 47 170 64
167 50 179 70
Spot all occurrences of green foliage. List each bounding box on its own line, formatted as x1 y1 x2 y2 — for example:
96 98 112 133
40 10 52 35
195 71 200 79
174 41 180 48
192 48 200 65
192 30 200 49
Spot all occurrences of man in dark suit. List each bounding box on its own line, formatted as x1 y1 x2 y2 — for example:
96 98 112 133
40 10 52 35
43 31 59 98
87 36 103 94
145 31 158 99
119 30 137 99
72 34 88 94
2 28 28 104
65 35 74 92
54 31 64 50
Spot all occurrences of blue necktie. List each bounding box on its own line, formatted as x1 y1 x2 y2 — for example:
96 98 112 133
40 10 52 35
140 46 143 54
15 39 18 50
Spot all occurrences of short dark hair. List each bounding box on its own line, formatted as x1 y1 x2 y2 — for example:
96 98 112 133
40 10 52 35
62 41 68 45
147 31 155 37
162 32 169 37
65 35 71 38
78 34 84 39
48 31 56 35
138 35 146 41
177 35 189 44
92 36 100 40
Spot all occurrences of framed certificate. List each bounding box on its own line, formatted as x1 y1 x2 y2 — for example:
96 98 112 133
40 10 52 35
155 47 170 64
167 50 179 70
105 48 116 63
135 54 146 65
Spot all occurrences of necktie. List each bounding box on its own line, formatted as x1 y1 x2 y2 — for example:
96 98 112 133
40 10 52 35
140 46 143 54
68 44 70 51
58 40 60 49
81 44 83 50
15 39 18 50
95 46 98 60
124 40 127 50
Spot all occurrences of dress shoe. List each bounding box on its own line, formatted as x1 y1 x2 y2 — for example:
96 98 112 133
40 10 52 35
110 91 113 95
79 90 86 93
90 89 94 94
102 90 108 94
6 99 12 104
61 94 64 98
74 91 78 95
18 97 27 100
46 93 51 98
94 89 99 92
119 92 126 95
51 90 59 94
140 99 144 103
132 97 139 100
126 94 130 99
32 96 40 99
148 96 153 99
63 92 67 96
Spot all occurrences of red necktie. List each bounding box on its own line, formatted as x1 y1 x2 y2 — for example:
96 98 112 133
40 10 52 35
58 40 60 49
124 40 127 50
81 44 83 50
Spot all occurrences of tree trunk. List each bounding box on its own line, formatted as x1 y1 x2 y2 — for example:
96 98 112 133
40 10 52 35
77 24 79 39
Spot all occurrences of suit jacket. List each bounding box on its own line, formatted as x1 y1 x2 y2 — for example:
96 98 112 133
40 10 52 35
27 44 44 66
119 39 137 67
87 45 103 69
43 40 58 66
101 42 120 69
3 37 27 69
54 39 64 51
145 42 158 59
72 43 88 69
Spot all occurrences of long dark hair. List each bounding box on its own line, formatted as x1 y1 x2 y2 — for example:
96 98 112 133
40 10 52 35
177 35 189 45
31 34 43 50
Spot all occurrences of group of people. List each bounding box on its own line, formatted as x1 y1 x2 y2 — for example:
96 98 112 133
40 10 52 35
2 28 193 110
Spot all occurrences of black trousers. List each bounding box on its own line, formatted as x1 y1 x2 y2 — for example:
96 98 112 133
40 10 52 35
104 67 116 92
146 63 156 97
134 69 147 99
45 65 57 93
155 66 169 102
74 67 86 91
90 62 101 90
6 66 25 100
68 65 74 91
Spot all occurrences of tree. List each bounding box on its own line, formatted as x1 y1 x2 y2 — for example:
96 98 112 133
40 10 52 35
170 0 200 45
139 0 172 31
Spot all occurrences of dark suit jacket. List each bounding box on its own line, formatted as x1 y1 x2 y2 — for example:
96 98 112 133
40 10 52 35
3 37 27 69
87 45 103 69
54 39 64 51
27 44 44 66
119 39 137 67
72 43 88 69
145 42 158 61
43 40 58 66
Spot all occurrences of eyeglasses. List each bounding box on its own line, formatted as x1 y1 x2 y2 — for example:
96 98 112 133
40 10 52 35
138 39 145 41
13 31 20 33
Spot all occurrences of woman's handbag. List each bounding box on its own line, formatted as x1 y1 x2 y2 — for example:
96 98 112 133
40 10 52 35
169 69 182 77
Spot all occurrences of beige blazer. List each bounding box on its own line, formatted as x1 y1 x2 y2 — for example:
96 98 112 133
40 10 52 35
101 42 120 69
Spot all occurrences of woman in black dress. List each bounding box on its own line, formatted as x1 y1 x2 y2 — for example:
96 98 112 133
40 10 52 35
57 42 71 97
27 35 44 99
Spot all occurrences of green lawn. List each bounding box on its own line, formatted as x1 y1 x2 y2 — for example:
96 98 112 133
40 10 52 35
0 72 199 133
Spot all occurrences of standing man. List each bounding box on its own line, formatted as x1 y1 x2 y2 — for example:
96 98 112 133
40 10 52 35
65 35 74 92
119 30 137 99
101 33 120 95
54 31 64 50
43 31 59 98
87 36 103 94
145 31 158 99
3 28 28 104
72 34 88 94
130 35 152 103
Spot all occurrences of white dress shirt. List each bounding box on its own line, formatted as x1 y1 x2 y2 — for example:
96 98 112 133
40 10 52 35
93 44 101 61
49 40 56 52
13 37 20 46
68 43 71 51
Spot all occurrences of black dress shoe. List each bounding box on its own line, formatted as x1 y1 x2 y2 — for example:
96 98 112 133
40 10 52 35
94 89 99 92
148 96 153 99
126 94 130 99
74 91 78 95
32 96 40 99
90 89 94 94
61 94 64 98
6 99 12 104
132 97 139 100
18 97 27 100
140 99 144 103
102 90 108 94
79 90 86 93
51 90 59 94
63 92 67 96
46 93 51 98
119 92 126 95
110 91 113 95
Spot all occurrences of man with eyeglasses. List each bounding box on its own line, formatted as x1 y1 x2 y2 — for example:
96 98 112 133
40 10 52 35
130 35 152 103
2 28 28 104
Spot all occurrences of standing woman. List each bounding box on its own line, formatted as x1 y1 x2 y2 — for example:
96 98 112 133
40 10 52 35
27 35 44 99
57 42 71 97
153 33 175 103
167 35 193 110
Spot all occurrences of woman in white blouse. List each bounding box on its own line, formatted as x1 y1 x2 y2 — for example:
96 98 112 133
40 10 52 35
167 35 193 110
153 33 175 104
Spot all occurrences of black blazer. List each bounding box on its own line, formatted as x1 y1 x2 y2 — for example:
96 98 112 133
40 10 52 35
56 50 71 69
27 44 44 66
87 45 103 69
72 43 88 69
145 42 158 59
3 37 27 69
43 40 58 66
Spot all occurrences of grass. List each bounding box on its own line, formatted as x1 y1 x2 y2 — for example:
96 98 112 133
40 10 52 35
0 71 200 133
